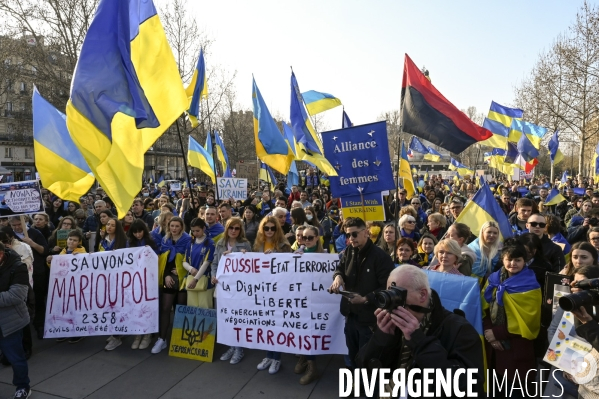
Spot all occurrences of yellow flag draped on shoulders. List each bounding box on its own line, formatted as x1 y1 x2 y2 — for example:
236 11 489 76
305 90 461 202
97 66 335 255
399 142 416 199
482 268 541 340
66 0 187 218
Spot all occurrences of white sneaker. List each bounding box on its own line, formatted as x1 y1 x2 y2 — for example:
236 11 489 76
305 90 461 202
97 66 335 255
257 357 272 370
269 359 281 374
131 335 142 350
220 347 235 361
151 338 167 354
230 348 244 364
104 336 122 351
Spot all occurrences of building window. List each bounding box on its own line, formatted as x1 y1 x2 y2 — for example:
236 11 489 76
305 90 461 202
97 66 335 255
5 79 13 91
24 148 31 159
5 148 12 158
20 82 26 93
5 102 12 111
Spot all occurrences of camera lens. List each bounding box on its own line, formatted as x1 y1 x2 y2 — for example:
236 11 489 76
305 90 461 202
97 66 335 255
375 291 393 310
559 290 599 311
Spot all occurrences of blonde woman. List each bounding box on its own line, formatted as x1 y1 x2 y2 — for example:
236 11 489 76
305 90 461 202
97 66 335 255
151 211 173 253
211 219 252 365
425 239 463 275
468 221 501 278
426 213 447 241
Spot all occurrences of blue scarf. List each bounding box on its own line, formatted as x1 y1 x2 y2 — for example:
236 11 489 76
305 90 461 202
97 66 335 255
484 267 539 306
100 238 115 251
162 233 192 262
401 228 417 240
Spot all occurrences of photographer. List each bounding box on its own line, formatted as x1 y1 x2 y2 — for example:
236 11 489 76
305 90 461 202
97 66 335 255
548 265 599 398
567 204 599 244
330 217 395 368
356 265 484 398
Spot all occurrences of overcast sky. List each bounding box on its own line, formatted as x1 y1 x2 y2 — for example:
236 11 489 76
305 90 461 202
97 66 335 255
167 0 589 132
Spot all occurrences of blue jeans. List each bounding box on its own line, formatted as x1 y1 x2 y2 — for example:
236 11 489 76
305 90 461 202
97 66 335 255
266 351 281 360
0 329 29 390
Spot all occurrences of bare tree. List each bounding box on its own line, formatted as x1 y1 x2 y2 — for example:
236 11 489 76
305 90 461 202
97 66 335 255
377 109 401 162
514 1 599 175
0 0 99 109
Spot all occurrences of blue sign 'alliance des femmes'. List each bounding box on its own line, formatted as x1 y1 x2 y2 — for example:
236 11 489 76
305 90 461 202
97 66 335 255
322 121 395 198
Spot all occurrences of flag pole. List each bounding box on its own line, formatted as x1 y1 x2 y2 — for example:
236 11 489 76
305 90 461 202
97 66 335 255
174 116 196 206
204 94 220 202
394 137 404 225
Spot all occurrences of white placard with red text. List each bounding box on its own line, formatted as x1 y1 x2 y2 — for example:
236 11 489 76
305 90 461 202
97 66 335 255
216 252 346 355
44 247 159 338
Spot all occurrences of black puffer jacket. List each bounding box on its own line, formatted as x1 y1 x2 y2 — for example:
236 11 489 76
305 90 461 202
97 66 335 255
357 290 485 398
333 239 394 325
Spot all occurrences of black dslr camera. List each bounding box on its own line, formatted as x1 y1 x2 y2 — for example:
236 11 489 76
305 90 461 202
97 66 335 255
375 282 408 310
558 278 599 311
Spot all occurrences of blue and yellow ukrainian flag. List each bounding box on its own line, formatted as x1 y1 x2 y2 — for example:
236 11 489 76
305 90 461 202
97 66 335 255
259 162 277 189
66 0 187 218
33 87 94 202
449 158 474 176
290 71 337 176
480 101 523 149
283 123 299 190
399 142 416 199
409 136 429 155
544 188 566 207
516 132 539 163
188 136 215 183
252 77 294 175
213 131 230 177
508 119 547 149
423 146 441 162
301 90 341 116
548 130 564 165
157 175 165 188
455 180 512 241
186 48 208 128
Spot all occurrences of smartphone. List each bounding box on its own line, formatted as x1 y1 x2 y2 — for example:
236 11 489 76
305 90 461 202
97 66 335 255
339 290 356 299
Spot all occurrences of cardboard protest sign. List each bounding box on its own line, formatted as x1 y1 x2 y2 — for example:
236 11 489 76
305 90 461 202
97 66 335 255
340 192 385 221
169 306 216 362
217 177 247 201
0 180 43 216
44 247 159 338
216 252 345 355
57 229 70 249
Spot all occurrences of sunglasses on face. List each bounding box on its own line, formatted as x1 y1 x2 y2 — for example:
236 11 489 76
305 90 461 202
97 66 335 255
229 226 241 231
348 230 364 238
406 220 416 224
528 222 546 228
302 235 315 241
263 226 276 232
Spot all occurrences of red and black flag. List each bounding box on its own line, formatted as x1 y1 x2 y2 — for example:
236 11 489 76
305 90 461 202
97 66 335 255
400 54 492 154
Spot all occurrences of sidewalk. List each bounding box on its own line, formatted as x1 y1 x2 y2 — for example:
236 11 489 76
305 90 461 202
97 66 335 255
0 336 344 399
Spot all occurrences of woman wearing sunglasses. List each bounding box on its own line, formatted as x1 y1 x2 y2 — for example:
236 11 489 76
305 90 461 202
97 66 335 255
289 225 323 385
211 218 252 365
398 214 420 242
254 216 292 375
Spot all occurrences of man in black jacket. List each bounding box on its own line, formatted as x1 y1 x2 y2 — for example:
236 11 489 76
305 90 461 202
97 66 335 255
131 198 155 230
357 265 484 398
526 213 565 273
329 217 394 367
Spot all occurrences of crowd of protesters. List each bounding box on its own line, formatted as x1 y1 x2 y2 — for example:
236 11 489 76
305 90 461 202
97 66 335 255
3 168 599 398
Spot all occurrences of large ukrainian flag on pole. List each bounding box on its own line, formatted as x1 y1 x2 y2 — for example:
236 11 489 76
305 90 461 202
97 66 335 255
252 77 294 175
399 142 416 199
479 102 523 149
186 48 208 129
455 180 512 241
66 0 187 218
33 87 94 202
188 136 215 183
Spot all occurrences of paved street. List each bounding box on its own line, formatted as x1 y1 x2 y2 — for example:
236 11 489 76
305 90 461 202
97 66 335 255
0 335 344 399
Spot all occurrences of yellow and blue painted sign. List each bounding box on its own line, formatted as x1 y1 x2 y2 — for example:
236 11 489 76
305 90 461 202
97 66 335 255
169 306 216 362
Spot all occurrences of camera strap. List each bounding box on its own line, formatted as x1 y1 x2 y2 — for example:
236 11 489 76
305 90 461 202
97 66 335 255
406 304 431 314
